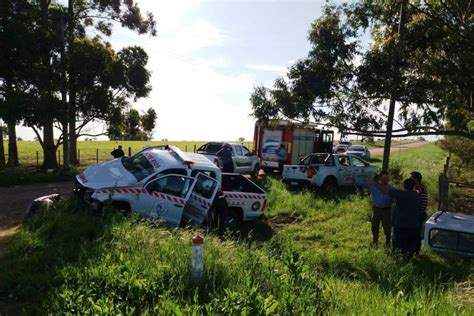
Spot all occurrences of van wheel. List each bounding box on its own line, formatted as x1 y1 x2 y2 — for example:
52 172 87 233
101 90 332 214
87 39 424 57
251 165 260 178
322 177 338 193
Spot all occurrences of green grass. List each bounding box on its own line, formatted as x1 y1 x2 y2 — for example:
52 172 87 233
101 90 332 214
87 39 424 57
2 140 254 167
0 142 472 314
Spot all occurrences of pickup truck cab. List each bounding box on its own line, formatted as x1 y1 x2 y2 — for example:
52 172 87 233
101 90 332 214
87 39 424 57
196 142 260 178
282 153 378 192
75 146 266 227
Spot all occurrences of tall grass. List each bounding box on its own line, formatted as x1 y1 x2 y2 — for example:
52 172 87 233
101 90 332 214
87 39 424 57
0 142 472 314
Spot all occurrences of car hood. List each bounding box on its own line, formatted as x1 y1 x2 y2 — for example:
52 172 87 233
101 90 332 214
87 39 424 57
76 158 137 189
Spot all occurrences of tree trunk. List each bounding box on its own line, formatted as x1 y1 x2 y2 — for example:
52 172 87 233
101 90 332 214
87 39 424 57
69 92 78 164
67 0 79 165
382 98 396 172
381 0 408 172
6 120 19 167
0 123 5 168
42 119 58 169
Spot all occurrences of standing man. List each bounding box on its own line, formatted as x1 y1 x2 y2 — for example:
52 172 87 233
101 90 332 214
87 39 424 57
212 190 229 238
356 172 393 247
411 171 428 253
276 144 287 173
376 178 422 258
111 145 125 158
216 144 234 173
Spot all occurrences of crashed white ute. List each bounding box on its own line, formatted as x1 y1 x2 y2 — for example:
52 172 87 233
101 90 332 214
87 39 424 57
75 146 266 227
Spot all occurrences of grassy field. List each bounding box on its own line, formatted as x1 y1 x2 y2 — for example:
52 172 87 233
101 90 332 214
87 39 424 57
3 139 419 167
0 143 472 314
2 140 254 167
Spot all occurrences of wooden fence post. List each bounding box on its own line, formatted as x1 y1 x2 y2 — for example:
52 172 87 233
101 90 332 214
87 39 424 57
193 144 196 153
128 147 131 156
58 150 61 166
36 151 39 166
78 149 80 163
185 144 188 152
96 149 99 163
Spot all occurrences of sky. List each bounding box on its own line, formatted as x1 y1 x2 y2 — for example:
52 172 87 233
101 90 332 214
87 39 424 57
17 0 343 141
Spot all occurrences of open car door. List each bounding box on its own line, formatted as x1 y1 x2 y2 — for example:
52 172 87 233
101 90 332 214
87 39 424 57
183 172 219 225
140 174 196 226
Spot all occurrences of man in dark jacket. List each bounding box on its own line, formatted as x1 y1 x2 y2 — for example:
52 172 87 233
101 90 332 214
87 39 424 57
111 145 125 158
377 178 422 257
411 171 428 253
212 190 229 238
216 144 234 173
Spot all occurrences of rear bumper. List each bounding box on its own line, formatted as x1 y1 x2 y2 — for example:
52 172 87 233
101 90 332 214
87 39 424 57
282 178 311 186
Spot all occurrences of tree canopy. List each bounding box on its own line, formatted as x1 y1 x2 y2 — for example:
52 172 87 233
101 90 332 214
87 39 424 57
250 1 474 140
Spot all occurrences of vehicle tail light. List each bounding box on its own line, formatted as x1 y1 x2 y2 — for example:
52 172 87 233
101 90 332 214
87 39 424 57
307 166 316 178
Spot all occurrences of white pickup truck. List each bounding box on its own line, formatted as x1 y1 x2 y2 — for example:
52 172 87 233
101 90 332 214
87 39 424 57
282 153 379 192
196 142 260 178
74 146 266 227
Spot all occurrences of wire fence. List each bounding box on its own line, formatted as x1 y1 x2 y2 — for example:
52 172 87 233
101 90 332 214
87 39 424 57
4 141 254 167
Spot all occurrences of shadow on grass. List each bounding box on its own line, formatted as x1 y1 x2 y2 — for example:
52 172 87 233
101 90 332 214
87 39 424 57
368 157 382 164
313 244 473 296
0 166 79 187
238 218 275 243
0 200 113 312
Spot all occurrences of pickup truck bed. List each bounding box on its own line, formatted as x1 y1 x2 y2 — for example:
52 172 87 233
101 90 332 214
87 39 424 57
221 174 266 222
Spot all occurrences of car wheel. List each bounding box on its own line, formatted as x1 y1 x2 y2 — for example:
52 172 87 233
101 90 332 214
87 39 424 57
251 165 260 178
322 177 338 193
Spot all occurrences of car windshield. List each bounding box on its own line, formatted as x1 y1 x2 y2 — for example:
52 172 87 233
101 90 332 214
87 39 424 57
121 153 155 181
348 146 365 152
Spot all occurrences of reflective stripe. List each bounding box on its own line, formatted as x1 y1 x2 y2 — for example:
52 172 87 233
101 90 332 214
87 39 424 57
94 187 185 206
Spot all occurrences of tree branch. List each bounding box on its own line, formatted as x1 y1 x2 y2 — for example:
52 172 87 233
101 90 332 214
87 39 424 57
344 129 474 139
31 126 45 148
77 132 108 138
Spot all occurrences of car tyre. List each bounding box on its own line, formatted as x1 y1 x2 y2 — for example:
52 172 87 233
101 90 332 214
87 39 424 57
322 177 338 193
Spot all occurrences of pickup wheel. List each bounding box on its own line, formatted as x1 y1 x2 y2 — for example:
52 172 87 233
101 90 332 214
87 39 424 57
322 177 338 194
251 164 260 179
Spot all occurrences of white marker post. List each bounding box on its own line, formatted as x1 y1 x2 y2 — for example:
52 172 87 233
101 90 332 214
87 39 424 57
192 235 204 282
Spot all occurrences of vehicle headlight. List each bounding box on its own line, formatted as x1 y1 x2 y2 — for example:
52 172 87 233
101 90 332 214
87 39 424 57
251 201 261 211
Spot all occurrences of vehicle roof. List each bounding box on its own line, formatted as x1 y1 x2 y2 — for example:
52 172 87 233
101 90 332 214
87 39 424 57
205 142 243 146
141 147 220 172
426 212 474 233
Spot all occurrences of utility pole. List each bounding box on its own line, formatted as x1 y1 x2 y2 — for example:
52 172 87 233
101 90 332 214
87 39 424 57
382 0 408 172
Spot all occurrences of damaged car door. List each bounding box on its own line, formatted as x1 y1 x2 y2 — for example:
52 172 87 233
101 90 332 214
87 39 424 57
183 173 219 225
139 174 196 226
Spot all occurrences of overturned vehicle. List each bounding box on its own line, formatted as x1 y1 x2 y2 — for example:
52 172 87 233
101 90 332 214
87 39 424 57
74 146 267 227
424 211 474 257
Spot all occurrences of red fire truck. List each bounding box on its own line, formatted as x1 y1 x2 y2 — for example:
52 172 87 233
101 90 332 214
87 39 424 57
253 120 334 172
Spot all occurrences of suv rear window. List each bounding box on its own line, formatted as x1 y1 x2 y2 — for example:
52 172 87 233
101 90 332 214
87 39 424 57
203 143 223 154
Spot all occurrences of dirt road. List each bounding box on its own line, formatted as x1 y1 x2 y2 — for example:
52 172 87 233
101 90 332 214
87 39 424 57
370 141 429 156
0 181 75 243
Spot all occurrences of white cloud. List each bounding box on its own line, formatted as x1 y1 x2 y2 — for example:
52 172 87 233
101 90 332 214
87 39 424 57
245 64 287 74
171 20 229 54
